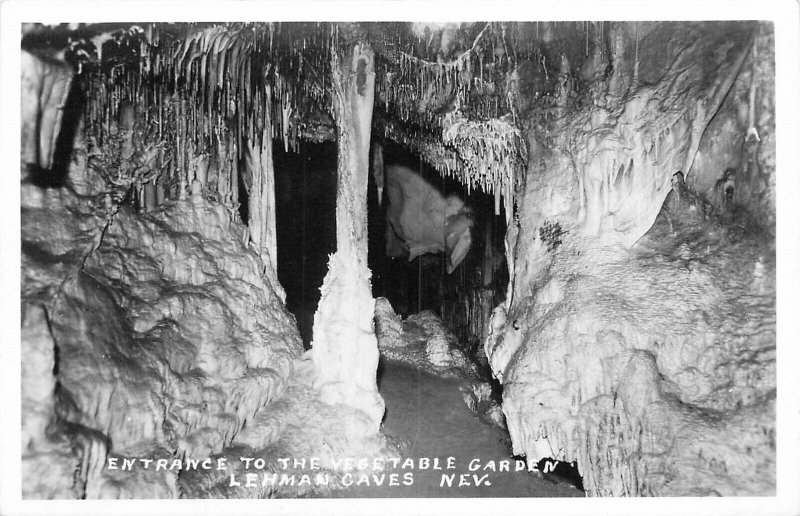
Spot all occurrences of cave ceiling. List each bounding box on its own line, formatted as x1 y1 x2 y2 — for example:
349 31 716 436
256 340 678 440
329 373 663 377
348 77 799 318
20 20 758 213
19 21 600 197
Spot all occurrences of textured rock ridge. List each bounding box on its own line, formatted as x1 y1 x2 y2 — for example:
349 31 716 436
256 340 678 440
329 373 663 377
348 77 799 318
375 297 480 380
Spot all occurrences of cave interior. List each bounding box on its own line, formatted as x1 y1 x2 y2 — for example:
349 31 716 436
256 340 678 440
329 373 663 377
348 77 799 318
18 19 777 500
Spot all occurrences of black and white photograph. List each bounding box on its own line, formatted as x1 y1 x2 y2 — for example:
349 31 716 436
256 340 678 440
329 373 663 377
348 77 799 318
2 1 799 514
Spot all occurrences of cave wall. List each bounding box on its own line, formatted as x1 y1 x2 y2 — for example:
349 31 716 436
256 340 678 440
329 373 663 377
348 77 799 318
688 22 776 231
20 49 394 499
486 21 776 496
21 138 301 497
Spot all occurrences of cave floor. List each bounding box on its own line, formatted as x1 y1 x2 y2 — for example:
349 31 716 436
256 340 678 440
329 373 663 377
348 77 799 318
323 359 582 498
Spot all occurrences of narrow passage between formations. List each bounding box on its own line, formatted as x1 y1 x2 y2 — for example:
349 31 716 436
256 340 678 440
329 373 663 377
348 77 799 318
327 359 582 498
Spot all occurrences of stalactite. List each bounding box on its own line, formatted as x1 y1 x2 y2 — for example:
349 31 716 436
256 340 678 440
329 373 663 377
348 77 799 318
632 22 640 90
372 141 385 207
231 142 239 209
156 177 165 205
69 21 524 228
21 51 74 170
144 182 157 212
246 83 277 269
747 38 759 138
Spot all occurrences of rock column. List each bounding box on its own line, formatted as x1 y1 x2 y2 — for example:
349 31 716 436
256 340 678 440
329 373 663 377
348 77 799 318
311 41 384 431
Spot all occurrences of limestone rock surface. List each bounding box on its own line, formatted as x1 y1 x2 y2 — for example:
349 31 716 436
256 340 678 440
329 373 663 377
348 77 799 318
21 176 394 498
487 183 776 497
375 297 480 380
485 21 776 496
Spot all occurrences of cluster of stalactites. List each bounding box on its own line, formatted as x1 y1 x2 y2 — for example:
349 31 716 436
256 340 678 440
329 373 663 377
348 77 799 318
75 22 339 213
378 115 463 182
374 23 525 215
375 23 517 129
378 111 523 217
70 21 530 216
441 112 524 215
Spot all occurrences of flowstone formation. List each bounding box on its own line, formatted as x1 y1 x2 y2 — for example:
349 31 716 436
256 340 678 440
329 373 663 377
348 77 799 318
485 21 776 496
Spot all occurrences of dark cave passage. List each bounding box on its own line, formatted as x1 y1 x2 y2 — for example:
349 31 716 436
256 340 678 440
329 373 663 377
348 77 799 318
368 142 509 354
275 140 508 357
271 141 577 496
274 141 338 348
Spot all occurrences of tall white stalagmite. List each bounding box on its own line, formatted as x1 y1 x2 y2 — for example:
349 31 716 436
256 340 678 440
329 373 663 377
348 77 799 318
311 41 384 430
